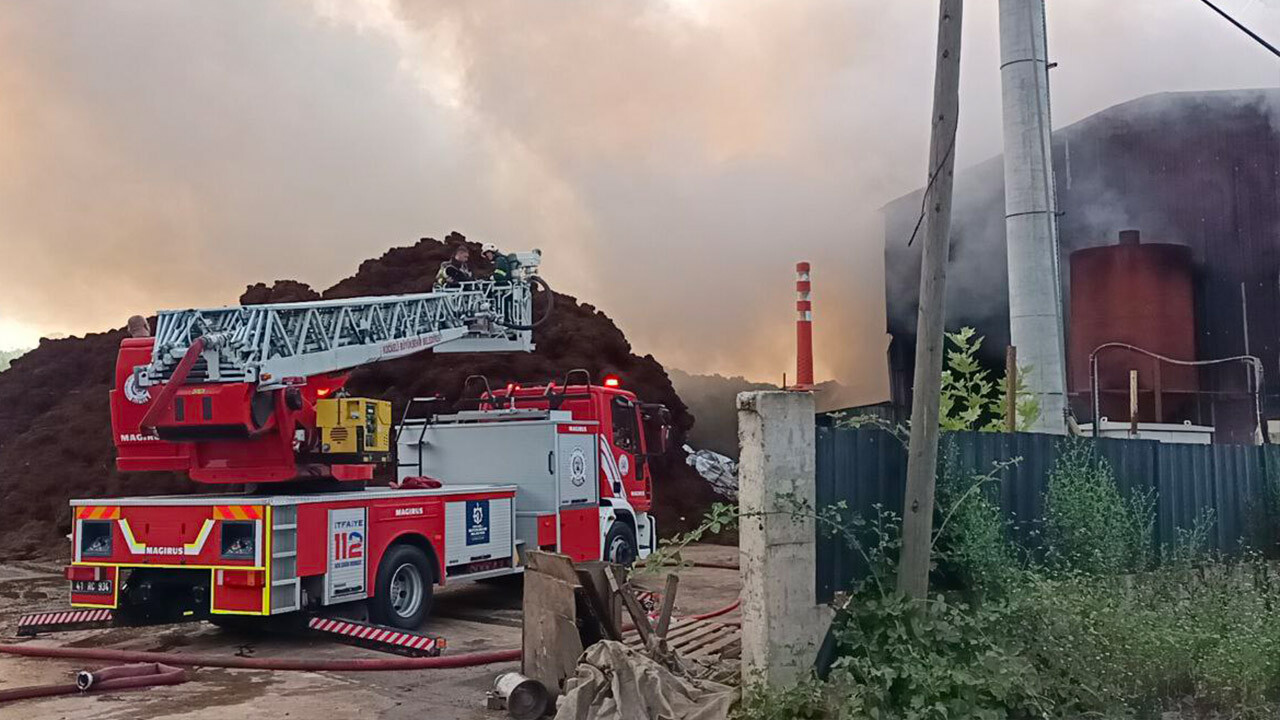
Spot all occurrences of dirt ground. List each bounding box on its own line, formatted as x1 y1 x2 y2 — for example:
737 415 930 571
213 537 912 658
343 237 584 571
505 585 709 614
0 545 740 719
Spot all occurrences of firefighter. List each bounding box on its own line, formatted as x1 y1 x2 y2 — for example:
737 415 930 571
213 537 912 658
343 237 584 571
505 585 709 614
126 315 151 338
435 245 473 288
481 242 513 285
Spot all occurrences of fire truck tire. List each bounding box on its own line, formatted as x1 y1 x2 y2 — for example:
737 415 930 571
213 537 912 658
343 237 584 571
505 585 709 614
370 544 435 629
603 522 639 566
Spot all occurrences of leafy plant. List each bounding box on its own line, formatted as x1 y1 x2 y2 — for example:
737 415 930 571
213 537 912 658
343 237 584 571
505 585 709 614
643 500 739 573
939 327 1039 433
737 679 830 720
1162 507 1216 567
1042 440 1154 575
932 442 1023 598
832 327 1039 435
1002 559 1280 718
825 591 1050 720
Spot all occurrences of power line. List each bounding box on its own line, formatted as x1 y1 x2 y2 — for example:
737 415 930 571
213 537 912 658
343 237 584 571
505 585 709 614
1198 0 1280 58
905 133 957 248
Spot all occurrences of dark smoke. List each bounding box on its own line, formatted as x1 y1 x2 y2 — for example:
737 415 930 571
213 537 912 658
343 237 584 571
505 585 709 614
0 0 1275 398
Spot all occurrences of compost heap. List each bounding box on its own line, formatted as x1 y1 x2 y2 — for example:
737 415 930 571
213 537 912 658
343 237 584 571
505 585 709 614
0 234 719 559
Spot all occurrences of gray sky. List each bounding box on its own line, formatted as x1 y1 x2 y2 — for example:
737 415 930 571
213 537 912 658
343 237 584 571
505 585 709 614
0 0 1276 401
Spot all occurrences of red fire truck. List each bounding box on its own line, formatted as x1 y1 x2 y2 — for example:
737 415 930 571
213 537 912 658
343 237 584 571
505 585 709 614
60 257 670 631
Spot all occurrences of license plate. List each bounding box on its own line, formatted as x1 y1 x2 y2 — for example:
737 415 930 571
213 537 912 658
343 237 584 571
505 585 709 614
71 579 113 595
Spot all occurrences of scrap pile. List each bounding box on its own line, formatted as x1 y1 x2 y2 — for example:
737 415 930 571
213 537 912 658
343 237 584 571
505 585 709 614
510 552 738 720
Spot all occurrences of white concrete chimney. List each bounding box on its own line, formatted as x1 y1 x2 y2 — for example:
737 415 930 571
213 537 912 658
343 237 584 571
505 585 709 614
1000 0 1067 434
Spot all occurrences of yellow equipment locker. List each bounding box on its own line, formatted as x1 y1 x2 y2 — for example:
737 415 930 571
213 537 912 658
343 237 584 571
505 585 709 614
315 397 392 463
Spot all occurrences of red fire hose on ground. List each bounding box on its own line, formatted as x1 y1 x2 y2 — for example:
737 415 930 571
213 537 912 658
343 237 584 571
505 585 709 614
0 645 523 673
0 662 186 703
0 600 740 674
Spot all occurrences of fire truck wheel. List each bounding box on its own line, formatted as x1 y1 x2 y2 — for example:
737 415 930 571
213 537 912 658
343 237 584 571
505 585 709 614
371 544 435 629
604 522 639 566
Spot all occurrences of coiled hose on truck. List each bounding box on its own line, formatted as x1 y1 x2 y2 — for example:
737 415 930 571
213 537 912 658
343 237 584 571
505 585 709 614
0 600 740 674
496 275 554 330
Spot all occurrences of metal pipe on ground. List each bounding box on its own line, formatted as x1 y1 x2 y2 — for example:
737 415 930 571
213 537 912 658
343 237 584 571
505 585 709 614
493 672 551 720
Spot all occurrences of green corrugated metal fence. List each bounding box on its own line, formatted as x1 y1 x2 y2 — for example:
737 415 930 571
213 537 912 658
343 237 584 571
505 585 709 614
815 428 1278 603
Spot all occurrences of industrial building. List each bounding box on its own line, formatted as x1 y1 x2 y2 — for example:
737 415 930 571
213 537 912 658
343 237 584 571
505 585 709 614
884 89 1280 444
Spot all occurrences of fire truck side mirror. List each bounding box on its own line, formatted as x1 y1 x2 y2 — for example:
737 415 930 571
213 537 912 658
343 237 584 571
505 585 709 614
640 403 671 455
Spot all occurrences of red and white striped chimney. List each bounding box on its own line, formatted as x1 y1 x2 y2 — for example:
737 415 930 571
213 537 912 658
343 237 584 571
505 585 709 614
795 262 814 388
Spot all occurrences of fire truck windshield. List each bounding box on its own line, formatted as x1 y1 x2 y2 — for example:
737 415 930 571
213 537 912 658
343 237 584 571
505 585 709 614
611 397 639 452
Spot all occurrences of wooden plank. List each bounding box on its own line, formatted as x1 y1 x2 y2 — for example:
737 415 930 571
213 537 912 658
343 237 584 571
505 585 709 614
610 565 656 652
678 625 735 654
654 574 679 639
576 579 621 642
522 570 583 693
526 550 581 585
605 564 624 595
667 623 724 651
576 562 622 641
621 614 697 641
655 617 713 641
627 619 718 650
691 631 742 660
647 619 703 644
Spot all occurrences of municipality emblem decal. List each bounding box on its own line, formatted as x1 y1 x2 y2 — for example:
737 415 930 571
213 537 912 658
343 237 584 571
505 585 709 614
570 448 587 487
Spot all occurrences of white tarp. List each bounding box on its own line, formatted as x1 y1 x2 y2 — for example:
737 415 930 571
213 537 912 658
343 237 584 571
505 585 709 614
683 445 738 500
554 641 736 720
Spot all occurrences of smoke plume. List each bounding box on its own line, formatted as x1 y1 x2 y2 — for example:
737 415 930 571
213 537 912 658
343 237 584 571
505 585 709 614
0 0 1275 401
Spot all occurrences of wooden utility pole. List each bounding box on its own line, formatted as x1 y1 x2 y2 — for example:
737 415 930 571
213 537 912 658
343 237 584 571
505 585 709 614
898 0 964 601
1005 346 1018 432
1129 369 1139 437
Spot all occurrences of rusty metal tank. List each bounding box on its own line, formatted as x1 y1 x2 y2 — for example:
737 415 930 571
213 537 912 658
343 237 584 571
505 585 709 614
1068 230 1198 423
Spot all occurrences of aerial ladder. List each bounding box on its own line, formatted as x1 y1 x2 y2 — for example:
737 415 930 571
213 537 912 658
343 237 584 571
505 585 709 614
112 251 550 483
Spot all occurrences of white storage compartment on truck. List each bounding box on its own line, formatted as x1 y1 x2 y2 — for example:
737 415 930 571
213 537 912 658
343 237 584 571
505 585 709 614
443 496 514 572
398 409 600 556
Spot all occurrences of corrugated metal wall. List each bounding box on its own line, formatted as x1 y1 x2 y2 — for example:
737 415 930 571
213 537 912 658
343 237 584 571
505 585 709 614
815 428 1277 602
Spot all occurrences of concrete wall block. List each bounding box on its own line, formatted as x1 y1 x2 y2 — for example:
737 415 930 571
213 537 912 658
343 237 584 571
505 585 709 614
737 391 816 547
737 390 823 687
741 541 827 685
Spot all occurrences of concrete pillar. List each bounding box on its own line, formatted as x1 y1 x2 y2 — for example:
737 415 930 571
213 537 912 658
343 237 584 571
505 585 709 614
1000 0 1068 434
737 390 826 686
